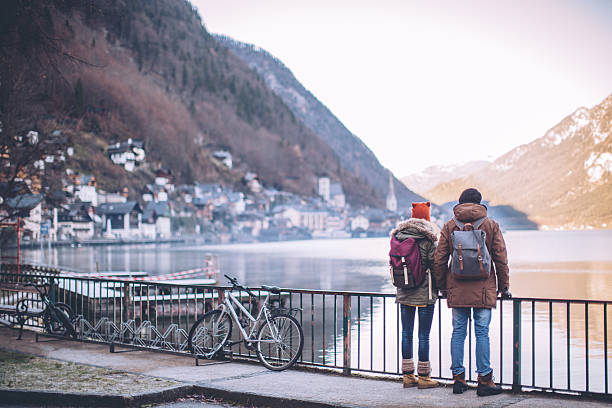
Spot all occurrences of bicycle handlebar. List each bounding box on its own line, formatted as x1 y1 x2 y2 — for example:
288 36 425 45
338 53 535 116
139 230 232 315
224 274 257 297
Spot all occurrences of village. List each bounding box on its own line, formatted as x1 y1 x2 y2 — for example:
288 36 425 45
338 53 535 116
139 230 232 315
7 137 421 246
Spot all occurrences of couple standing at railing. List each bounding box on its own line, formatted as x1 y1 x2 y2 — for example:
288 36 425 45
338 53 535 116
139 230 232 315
390 188 512 397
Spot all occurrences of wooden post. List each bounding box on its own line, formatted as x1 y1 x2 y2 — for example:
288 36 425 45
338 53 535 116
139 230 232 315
343 295 351 375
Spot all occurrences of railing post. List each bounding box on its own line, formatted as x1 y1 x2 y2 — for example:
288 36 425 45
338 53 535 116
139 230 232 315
122 282 131 322
343 294 351 375
217 288 224 308
512 299 521 392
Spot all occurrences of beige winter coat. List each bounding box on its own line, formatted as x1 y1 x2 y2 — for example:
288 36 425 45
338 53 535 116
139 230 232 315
391 218 440 306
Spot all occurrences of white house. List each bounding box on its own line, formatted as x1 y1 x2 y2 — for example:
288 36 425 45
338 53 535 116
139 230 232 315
318 177 330 202
212 150 232 168
64 173 98 206
227 192 246 215
57 203 95 240
96 201 142 239
236 213 267 237
5 194 43 240
142 201 171 238
273 206 301 228
299 208 328 232
326 213 346 232
154 168 174 192
244 172 262 193
351 214 370 231
75 185 98 206
107 139 145 172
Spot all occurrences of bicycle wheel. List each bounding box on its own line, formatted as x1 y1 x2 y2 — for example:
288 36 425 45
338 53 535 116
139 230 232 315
256 313 304 371
44 303 77 339
188 310 232 358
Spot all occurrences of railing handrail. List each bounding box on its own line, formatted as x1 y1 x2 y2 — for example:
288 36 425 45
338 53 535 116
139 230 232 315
2 270 611 303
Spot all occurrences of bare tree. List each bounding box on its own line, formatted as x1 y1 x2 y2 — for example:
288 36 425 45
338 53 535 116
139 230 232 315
0 0 90 220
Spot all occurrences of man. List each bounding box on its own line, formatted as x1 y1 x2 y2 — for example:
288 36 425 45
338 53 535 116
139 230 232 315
433 188 511 396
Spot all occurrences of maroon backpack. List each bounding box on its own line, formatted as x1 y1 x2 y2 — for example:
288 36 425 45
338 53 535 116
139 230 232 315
389 236 424 289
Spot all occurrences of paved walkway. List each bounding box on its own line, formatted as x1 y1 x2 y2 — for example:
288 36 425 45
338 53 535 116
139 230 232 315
0 328 608 408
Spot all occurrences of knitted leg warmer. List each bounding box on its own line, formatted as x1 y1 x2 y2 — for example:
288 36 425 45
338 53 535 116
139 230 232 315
402 359 415 374
417 361 431 376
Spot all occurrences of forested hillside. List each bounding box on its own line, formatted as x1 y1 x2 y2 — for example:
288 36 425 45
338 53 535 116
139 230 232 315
216 35 426 210
0 0 377 205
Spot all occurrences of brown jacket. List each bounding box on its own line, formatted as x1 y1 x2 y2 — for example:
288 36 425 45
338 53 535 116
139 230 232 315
433 203 509 309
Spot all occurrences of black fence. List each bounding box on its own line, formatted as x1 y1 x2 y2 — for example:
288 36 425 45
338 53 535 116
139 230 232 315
0 271 609 398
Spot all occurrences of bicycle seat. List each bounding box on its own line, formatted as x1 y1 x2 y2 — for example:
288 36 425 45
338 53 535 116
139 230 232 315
261 285 281 294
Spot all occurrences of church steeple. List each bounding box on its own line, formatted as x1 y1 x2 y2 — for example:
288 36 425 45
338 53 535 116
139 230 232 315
386 170 397 212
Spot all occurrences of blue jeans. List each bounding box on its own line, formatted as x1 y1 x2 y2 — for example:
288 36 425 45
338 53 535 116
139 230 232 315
400 303 435 363
451 307 492 376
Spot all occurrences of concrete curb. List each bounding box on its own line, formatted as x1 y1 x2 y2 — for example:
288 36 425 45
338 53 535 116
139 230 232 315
192 383 360 408
0 384 195 407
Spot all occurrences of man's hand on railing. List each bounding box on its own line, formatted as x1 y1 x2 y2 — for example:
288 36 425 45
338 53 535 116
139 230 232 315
500 289 512 300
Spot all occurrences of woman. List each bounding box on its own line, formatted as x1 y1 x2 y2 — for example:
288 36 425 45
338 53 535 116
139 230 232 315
391 202 439 389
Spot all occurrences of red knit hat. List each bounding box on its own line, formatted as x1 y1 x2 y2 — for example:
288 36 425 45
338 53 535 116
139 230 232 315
411 202 431 221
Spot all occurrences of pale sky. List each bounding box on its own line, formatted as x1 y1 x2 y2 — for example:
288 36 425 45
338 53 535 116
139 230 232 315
192 0 612 176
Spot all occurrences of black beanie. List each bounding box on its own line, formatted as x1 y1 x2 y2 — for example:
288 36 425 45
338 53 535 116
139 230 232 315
458 188 482 204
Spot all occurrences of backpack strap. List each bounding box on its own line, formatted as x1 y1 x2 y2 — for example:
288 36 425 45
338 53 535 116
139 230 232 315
402 257 409 285
452 217 464 230
473 217 487 229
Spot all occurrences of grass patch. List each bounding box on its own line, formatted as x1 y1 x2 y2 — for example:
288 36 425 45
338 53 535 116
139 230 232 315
0 350 180 394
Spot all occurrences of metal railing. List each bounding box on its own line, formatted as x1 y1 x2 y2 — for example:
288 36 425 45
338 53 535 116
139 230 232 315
0 270 609 399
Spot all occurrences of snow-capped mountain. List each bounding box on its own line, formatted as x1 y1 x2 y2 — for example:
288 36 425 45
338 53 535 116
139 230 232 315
401 160 490 195
426 92 612 229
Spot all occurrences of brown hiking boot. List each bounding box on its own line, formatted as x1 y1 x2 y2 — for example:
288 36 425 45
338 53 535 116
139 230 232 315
417 361 438 389
402 359 417 388
417 375 438 389
403 373 418 388
453 371 469 394
477 371 502 396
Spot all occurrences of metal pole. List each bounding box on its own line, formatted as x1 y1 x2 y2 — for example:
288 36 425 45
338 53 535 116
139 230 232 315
343 294 351 375
16 218 21 280
512 299 522 392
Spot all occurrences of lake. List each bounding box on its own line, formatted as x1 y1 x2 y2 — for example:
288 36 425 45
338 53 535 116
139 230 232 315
23 230 612 300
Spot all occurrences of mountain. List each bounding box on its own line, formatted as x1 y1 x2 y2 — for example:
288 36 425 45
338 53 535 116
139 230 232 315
215 35 426 210
426 93 612 229
401 160 490 196
1 0 379 206
439 201 538 230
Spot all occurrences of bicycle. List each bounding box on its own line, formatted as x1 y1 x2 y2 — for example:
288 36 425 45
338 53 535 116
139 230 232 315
25 281 78 339
188 275 304 371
